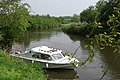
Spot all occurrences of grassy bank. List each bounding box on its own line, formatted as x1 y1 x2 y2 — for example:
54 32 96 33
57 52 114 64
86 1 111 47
61 22 94 37
61 22 110 37
0 50 46 80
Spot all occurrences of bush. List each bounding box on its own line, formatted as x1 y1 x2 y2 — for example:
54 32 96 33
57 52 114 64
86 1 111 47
62 22 95 37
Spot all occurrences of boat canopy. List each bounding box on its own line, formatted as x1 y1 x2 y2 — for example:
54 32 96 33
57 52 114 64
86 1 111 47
31 46 62 55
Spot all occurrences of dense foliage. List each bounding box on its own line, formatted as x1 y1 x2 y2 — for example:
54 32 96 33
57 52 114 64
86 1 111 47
80 6 98 24
0 50 46 80
96 0 120 48
28 15 64 30
62 22 94 37
72 14 80 23
0 0 30 48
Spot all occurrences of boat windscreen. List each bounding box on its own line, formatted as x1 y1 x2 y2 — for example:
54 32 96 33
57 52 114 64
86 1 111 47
52 53 63 60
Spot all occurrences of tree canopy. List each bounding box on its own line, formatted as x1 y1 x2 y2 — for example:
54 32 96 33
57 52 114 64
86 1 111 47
0 0 30 48
28 14 63 30
80 6 98 24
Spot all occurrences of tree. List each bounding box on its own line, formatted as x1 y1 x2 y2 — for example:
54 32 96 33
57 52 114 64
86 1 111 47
80 6 98 24
0 0 30 48
96 0 120 45
72 14 80 23
96 0 114 28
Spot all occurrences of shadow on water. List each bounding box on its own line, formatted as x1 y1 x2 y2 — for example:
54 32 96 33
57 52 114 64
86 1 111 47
100 47 120 79
45 69 78 80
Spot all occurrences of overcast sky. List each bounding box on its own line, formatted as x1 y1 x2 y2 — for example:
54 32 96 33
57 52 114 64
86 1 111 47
23 0 99 16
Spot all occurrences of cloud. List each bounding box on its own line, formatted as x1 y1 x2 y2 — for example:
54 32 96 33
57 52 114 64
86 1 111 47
23 0 99 16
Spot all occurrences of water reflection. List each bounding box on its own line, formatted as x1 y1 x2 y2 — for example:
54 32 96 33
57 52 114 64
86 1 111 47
100 47 120 80
45 69 78 80
16 29 56 48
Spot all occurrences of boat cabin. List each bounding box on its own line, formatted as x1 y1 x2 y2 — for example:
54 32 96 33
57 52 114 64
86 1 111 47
30 46 64 61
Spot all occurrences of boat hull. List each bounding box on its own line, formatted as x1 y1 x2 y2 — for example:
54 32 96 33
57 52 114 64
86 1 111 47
24 59 74 69
10 54 75 69
36 61 74 69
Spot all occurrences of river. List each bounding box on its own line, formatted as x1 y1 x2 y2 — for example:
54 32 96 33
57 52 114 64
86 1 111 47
12 29 120 80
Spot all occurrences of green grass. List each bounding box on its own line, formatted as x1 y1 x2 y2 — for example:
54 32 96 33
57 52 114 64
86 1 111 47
0 50 46 80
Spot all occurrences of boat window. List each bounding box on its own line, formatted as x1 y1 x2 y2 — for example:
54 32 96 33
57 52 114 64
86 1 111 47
41 54 52 60
32 53 52 61
32 54 40 58
52 53 63 60
61 52 65 57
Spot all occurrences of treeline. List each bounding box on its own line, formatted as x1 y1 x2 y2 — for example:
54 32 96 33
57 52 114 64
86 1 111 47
0 0 65 48
62 0 120 38
28 15 65 30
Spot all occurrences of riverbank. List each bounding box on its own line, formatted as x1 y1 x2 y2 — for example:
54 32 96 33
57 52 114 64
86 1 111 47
61 22 95 37
0 50 46 80
61 22 113 38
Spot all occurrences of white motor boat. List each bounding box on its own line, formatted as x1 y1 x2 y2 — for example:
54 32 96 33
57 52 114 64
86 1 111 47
10 46 79 69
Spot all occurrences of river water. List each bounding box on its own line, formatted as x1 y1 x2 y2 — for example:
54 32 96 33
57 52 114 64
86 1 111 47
12 29 120 80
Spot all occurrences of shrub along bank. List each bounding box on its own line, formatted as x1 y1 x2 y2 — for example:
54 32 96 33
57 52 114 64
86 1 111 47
0 50 46 80
61 22 110 37
62 22 96 37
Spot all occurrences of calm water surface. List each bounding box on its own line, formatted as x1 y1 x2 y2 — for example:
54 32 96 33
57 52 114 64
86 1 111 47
12 29 120 80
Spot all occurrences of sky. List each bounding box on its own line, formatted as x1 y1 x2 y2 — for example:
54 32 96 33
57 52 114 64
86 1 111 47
23 0 100 17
